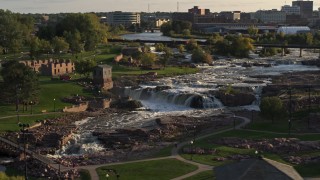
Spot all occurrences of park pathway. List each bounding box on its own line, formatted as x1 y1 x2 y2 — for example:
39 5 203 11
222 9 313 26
5 114 319 179
0 112 60 120
75 115 251 180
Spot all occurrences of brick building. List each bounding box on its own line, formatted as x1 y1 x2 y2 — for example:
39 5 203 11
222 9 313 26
20 59 75 77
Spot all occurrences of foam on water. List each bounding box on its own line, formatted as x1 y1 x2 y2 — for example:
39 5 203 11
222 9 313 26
57 48 320 156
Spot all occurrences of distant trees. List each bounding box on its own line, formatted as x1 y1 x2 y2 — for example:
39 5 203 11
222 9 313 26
160 47 173 68
140 53 157 67
177 44 185 53
260 97 285 123
56 13 108 52
214 36 254 58
191 48 213 64
160 20 192 36
51 36 69 54
75 59 97 78
0 10 34 54
0 61 39 110
247 26 259 37
185 39 199 51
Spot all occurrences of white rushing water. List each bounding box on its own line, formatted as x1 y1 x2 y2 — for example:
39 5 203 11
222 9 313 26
57 48 320 156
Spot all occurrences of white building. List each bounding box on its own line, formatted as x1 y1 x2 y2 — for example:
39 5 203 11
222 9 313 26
107 11 140 27
255 10 286 23
277 26 310 34
281 5 301 15
155 19 170 28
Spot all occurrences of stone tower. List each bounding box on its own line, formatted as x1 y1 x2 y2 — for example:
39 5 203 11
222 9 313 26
93 65 113 90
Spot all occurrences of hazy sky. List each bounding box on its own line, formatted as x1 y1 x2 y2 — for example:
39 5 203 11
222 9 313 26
1 0 319 14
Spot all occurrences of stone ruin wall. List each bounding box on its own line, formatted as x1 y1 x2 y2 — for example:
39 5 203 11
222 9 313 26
20 59 75 76
63 102 89 113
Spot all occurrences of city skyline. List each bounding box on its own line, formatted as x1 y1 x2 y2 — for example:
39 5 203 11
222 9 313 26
1 0 319 14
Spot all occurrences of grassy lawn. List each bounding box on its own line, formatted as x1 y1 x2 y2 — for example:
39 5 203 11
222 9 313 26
0 113 62 132
78 169 91 180
245 120 300 133
0 79 92 117
0 167 25 180
179 130 320 177
150 145 173 158
183 170 215 180
96 158 198 180
112 66 199 78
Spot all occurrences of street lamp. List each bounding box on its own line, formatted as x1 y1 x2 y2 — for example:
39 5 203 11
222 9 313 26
30 101 33 115
19 123 30 180
53 98 56 112
251 110 254 123
193 125 196 142
233 115 236 130
16 110 20 123
103 169 119 180
190 140 194 160
288 119 292 136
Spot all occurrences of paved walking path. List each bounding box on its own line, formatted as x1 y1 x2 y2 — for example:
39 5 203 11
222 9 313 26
74 116 251 180
0 112 60 120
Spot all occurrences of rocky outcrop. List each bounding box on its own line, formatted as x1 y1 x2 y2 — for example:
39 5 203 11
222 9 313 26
189 95 204 109
214 91 256 106
111 98 143 109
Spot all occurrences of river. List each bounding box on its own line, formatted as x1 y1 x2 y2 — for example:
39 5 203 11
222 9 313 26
57 33 320 156
121 32 206 42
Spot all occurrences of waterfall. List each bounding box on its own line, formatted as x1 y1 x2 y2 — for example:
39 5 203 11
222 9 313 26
125 87 224 109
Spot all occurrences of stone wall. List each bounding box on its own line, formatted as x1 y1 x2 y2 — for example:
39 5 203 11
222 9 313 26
88 99 111 109
114 54 123 62
63 102 89 113
20 59 75 76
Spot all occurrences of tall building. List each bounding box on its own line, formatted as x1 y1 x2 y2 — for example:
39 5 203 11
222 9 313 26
188 6 210 15
292 0 313 18
107 11 140 27
281 5 301 15
220 11 241 21
255 10 286 23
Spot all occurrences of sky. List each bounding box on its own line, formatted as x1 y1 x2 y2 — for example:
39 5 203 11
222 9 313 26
0 0 319 14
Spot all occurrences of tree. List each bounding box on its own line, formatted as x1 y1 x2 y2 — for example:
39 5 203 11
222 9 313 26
28 36 41 59
247 26 259 37
260 97 285 123
160 22 172 36
140 53 156 67
64 30 83 54
207 33 224 45
182 29 191 37
56 13 108 51
0 61 39 110
155 43 165 52
177 44 185 53
186 39 199 51
160 47 173 68
191 48 213 64
0 10 34 54
75 59 97 78
51 36 69 54
231 37 254 58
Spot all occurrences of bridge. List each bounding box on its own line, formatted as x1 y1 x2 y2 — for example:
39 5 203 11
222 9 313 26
0 136 70 171
254 43 320 57
108 38 320 58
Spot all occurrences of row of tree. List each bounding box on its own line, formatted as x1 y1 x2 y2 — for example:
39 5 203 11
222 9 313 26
0 10 120 58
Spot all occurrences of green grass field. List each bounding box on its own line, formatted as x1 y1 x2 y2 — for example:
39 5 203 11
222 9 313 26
79 169 91 180
0 78 92 116
180 129 320 177
0 113 62 132
183 170 215 180
96 158 198 180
